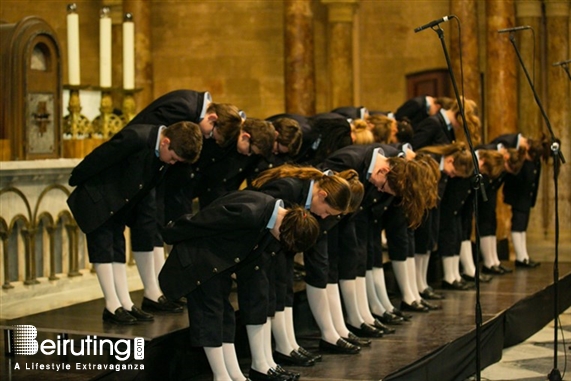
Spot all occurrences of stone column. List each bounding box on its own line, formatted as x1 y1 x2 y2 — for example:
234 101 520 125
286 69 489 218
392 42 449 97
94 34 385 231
450 0 481 145
544 0 570 240
321 0 358 109
284 0 316 115
515 0 543 139
123 0 153 111
486 1 518 245
486 0 518 139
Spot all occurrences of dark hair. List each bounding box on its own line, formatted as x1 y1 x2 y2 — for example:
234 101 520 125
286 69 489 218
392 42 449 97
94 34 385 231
280 206 320 253
207 103 243 147
164 121 203 163
242 118 276 159
396 119 414 143
418 141 475 178
273 117 303 156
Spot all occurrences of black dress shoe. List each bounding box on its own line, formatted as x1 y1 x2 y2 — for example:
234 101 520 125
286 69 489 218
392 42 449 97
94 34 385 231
374 311 404 325
420 299 442 310
441 280 470 290
515 258 540 268
142 295 184 313
102 307 137 325
343 332 371 346
173 297 187 308
391 308 413 321
372 319 396 334
462 273 493 283
347 323 383 338
401 300 429 312
318 338 360 354
482 265 505 275
127 306 154 321
274 365 300 380
249 367 290 381
297 346 322 362
498 264 513 273
274 350 315 367
420 286 445 300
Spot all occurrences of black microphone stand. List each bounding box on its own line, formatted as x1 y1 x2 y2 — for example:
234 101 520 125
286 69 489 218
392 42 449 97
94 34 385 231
505 32 566 381
554 60 571 81
430 23 487 381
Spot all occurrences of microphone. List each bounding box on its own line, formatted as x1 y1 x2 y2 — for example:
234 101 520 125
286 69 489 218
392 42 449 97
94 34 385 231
497 25 531 33
414 15 455 33
553 59 571 66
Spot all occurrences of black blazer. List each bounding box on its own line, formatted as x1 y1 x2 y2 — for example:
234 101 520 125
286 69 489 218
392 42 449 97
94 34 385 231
411 112 455 150
128 89 208 126
159 191 280 300
395 96 430 129
67 124 167 234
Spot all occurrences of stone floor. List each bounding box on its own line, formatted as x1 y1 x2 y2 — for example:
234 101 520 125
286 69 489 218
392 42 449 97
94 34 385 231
469 306 571 381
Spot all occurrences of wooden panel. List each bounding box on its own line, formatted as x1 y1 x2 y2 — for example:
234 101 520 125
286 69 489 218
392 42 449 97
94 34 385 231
406 69 451 99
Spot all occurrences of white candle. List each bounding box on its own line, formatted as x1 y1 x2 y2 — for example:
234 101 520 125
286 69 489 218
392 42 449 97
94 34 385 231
122 14 135 90
66 4 80 85
99 7 112 88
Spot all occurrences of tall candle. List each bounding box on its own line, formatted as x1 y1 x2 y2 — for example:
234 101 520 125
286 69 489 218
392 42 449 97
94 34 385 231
99 7 112 88
66 4 80 85
122 13 135 90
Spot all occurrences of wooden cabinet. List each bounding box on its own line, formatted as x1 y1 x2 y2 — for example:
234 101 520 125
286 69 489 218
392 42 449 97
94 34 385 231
1 16 62 160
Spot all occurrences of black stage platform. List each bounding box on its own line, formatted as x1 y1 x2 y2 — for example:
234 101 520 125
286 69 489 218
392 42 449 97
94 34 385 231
2 262 571 381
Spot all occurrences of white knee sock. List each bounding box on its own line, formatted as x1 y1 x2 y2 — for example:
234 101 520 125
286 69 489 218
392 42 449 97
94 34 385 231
339 279 364 328
442 256 456 284
246 323 270 373
453 255 462 282
459 240 476 277
365 270 387 316
153 246 166 275
94 263 121 312
392 260 416 304
355 276 376 325
512 231 529 261
480 236 495 268
372 267 395 312
325 283 351 338
222 343 245 381
306 285 340 343
406 257 422 300
272 311 294 355
415 252 430 291
491 236 501 266
133 251 163 301
283 307 300 350
263 320 277 368
204 346 232 381
111 262 134 309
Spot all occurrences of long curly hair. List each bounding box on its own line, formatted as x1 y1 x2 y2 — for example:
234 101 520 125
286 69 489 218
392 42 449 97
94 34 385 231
418 141 475 178
251 165 354 213
386 157 440 228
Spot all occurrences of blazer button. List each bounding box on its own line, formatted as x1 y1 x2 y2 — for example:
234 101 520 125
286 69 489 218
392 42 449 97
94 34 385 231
239 168 243 172
255 168 259 172
271 252 276 256
212 268 218 273
384 206 388 211
109 211 114 216
223 178 227 183
190 173 195 179
374 219 378 223
196 281 201 286
533 170 537 174
255 266 260 271
234 258 240 263
373 198 377 203
207 188 211 192
359 206 363 210
467 190 471 194
268 164 273 168
138 184 143 189
461 201 464 205
125 198 129 203
253 245 258 250
212 158 216 162
454 211 458 215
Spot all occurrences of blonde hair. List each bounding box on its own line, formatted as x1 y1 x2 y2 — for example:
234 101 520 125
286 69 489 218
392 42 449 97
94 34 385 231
352 119 374 145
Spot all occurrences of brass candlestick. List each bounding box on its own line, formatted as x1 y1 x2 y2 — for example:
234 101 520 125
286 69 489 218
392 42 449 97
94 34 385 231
63 86 91 138
121 88 142 125
92 89 123 138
